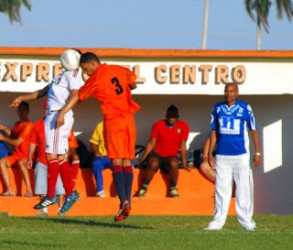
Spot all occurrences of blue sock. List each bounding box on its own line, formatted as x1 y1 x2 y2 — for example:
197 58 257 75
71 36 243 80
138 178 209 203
113 165 126 207
123 166 133 204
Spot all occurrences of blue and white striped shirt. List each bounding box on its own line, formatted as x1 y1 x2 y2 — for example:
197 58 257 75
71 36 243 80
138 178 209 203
210 100 257 156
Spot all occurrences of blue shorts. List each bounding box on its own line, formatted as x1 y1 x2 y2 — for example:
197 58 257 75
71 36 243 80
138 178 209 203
0 143 8 159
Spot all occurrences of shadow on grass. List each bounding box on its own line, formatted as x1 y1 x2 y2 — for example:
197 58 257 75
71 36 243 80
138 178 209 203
16 216 153 230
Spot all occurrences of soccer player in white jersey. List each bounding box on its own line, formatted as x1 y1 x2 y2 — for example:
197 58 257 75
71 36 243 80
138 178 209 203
10 49 83 214
206 82 261 231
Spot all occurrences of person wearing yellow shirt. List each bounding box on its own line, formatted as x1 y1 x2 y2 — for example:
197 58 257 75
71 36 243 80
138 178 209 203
90 122 112 197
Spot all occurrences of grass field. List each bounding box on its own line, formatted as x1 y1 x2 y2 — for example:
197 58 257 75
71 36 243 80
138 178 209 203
0 213 292 250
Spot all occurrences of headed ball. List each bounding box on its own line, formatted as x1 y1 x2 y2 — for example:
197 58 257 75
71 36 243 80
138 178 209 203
60 49 81 71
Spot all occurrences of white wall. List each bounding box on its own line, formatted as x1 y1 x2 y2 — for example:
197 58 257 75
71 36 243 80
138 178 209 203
1 93 292 214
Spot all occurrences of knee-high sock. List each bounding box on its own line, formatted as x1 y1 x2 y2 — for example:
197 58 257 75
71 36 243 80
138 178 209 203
59 159 73 196
47 159 60 199
123 166 133 203
113 165 126 207
71 160 80 190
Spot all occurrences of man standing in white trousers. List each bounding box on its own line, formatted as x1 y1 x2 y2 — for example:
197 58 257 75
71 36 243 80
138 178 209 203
206 82 261 231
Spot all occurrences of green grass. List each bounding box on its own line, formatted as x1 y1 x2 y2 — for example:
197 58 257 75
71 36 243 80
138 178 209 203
0 213 292 250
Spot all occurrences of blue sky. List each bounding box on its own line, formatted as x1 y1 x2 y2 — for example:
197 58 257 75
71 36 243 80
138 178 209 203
0 0 292 50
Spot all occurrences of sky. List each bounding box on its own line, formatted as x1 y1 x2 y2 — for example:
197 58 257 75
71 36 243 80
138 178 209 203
0 0 293 50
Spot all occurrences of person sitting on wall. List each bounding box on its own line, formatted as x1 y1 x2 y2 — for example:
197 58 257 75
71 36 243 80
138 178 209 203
0 101 34 196
138 105 190 198
90 121 112 198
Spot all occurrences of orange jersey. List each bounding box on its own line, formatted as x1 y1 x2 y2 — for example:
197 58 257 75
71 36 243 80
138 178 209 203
12 119 34 159
30 119 47 165
68 130 78 149
79 64 140 120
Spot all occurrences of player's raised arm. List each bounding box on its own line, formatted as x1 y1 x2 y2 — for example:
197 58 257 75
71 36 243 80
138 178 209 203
9 85 49 108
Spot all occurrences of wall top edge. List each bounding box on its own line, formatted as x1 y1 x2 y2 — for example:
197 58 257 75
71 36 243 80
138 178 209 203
1 47 293 58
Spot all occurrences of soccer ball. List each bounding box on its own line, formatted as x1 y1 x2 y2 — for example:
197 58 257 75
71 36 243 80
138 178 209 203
60 49 81 71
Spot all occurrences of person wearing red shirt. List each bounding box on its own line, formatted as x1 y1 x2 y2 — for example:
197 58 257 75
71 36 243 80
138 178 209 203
138 105 190 198
64 52 140 222
0 102 34 196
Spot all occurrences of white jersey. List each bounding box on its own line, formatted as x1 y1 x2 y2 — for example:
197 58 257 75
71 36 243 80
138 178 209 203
47 69 83 112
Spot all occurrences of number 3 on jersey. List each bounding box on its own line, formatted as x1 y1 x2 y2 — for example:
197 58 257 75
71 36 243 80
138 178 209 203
111 77 124 95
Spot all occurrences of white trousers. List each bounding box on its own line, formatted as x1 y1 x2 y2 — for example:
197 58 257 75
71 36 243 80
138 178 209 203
44 110 73 155
208 154 256 230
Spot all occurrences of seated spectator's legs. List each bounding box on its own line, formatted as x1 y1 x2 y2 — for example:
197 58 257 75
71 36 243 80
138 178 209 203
18 158 33 196
167 157 179 192
144 157 160 185
138 156 160 197
0 158 13 195
93 156 111 197
199 161 215 183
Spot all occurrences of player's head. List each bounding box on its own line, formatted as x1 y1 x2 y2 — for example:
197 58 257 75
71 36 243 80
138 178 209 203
80 52 101 76
166 105 179 125
17 101 29 120
224 82 239 105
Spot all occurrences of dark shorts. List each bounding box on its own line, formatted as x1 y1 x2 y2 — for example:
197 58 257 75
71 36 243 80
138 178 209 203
147 151 178 174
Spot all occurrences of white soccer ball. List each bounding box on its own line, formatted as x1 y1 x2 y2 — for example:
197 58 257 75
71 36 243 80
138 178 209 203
60 49 81 71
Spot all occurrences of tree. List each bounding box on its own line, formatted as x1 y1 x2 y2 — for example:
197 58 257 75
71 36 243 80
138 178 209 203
245 0 293 33
0 0 31 24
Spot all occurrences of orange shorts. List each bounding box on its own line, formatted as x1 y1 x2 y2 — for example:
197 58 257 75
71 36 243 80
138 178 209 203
6 153 26 167
104 115 136 159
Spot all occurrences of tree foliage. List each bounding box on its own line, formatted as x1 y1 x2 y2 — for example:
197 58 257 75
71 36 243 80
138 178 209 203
0 0 31 24
245 0 293 33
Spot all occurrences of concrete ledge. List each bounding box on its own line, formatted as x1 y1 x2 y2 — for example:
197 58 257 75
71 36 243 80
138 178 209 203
0 168 236 216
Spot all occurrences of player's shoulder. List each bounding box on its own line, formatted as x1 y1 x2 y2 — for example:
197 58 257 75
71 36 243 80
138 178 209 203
34 119 44 127
177 119 189 127
25 119 34 128
152 119 165 128
236 100 251 110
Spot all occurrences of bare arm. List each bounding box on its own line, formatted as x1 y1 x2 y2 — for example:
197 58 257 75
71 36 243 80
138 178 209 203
139 138 156 165
90 142 102 157
0 125 11 136
250 130 261 168
9 86 49 108
56 89 80 127
0 135 23 147
208 130 217 168
202 136 211 162
180 140 191 172
27 142 37 169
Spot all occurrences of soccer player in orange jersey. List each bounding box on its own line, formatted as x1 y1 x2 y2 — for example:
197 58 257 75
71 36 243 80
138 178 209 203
64 52 140 222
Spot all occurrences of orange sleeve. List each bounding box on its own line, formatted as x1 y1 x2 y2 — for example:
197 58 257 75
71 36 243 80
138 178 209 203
79 76 98 101
125 68 137 84
19 122 34 140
